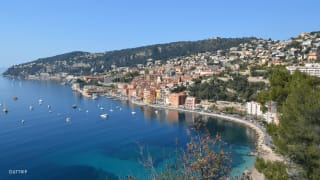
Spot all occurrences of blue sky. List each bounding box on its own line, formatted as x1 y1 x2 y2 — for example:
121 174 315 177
0 0 319 67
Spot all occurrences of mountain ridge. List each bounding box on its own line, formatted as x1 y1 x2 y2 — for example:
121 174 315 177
3 37 256 77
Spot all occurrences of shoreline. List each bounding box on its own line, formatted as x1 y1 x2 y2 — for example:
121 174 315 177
130 100 271 154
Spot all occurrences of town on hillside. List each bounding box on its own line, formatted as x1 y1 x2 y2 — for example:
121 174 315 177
7 32 320 125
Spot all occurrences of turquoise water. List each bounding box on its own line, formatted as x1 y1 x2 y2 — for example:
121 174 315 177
0 76 256 180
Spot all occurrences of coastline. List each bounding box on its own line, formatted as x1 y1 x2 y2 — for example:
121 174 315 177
128 100 283 179
131 100 271 154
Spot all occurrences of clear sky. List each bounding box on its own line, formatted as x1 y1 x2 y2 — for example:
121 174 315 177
0 0 319 67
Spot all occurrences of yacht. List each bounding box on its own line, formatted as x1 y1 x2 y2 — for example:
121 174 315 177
66 117 71 123
38 99 43 105
72 104 77 109
100 114 109 119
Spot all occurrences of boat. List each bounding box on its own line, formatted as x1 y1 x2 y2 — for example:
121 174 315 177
155 110 159 114
109 108 114 112
38 99 43 105
100 114 108 119
100 107 104 110
86 110 89 113
131 111 136 115
2 108 8 113
92 94 98 100
21 120 25 124
0 103 2 106
72 104 77 109
48 105 51 109
29 106 34 111
13 96 18 101
66 117 71 123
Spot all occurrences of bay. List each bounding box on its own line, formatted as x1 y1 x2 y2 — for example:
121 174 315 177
0 75 256 180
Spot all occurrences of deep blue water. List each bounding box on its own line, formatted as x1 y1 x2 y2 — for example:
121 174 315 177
0 75 256 180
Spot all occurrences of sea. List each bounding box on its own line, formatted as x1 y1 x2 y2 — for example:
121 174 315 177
0 71 256 180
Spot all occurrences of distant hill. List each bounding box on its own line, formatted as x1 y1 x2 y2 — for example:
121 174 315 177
3 37 255 77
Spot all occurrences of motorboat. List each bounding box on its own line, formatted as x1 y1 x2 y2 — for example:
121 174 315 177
100 114 109 119
66 117 71 123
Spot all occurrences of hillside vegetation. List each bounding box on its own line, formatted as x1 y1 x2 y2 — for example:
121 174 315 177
3 37 254 77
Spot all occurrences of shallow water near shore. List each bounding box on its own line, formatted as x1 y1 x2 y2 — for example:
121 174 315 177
0 76 256 179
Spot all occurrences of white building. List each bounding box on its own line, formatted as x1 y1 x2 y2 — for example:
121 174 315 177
246 101 263 117
246 101 278 124
286 63 320 77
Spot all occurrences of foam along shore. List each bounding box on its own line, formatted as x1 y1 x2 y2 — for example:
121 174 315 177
130 100 279 159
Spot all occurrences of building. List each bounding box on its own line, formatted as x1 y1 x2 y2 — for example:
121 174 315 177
286 63 320 77
168 92 187 107
246 101 278 124
143 88 156 104
185 96 198 110
246 101 263 117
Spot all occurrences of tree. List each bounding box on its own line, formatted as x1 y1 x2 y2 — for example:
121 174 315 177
137 120 231 179
258 69 320 179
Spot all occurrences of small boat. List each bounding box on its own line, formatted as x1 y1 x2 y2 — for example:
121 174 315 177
100 114 108 119
49 110 52 113
66 117 71 123
100 107 104 110
72 104 77 109
48 105 51 109
2 108 8 113
155 110 159 114
29 106 34 111
109 109 114 112
13 96 18 100
38 99 43 105
92 94 98 100
86 110 89 113
0 103 2 106
131 111 136 115
21 120 25 124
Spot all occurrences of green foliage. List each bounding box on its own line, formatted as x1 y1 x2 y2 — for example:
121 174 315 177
171 85 187 93
255 157 289 180
113 71 139 83
259 68 320 179
188 75 266 102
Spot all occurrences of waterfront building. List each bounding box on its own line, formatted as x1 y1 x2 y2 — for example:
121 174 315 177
168 92 187 107
184 96 198 110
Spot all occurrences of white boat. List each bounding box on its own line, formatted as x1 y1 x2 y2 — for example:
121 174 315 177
92 94 98 100
109 109 114 112
29 106 34 111
100 107 104 110
21 120 25 124
66 117 71 123
48 105 51 109
38 99 43 105
155 110 159 114
86 110 89 113
100 114 108 119
131 111 136 115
